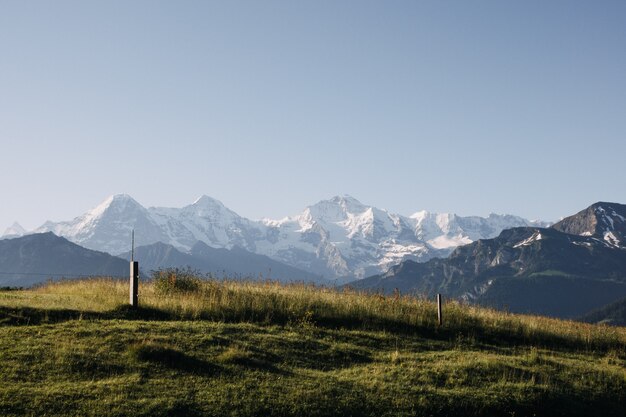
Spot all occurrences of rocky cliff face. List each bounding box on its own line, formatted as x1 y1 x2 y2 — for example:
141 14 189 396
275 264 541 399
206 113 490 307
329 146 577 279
349 202 626 319
552 202 626 247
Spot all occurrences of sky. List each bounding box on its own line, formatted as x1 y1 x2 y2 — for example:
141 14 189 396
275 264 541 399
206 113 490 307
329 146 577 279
1 0 625 230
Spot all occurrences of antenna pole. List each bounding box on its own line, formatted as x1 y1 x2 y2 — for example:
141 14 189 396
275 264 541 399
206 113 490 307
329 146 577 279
129 230 138 307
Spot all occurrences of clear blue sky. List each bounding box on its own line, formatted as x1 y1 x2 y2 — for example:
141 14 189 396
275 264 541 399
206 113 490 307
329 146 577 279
1 1 625 229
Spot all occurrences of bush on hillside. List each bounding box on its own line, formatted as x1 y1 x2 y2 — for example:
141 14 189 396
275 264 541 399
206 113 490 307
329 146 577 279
152 267 202 295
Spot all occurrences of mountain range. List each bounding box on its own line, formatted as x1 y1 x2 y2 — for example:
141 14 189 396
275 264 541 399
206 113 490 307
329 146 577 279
350 202 626 319
2 198 626 322
0 232 324 287
4 194 548 279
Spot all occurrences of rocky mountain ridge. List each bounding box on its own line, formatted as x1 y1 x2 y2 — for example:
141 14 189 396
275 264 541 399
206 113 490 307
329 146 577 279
349 202 626 318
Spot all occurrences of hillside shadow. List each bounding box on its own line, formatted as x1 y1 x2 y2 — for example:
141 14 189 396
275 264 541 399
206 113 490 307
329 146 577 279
108 304 175 320
305 313 625 355
0 305 177 325
130 342 221 375
1 305 619 354
0 306 99 325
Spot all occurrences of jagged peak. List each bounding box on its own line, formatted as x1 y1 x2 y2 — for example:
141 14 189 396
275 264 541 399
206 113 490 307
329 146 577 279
329 194 364 205
2 221 26 237
100 193 140 206
183 194 242 220
308 194 369 215
551 202 626 245
87 194 143 217
192 194 225 207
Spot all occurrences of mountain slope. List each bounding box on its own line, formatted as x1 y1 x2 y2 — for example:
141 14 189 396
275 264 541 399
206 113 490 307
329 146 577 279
1 279 625 417
258 195 547 278
552 202 626 247
33 194 547 279
0 233 128 287
581 296 626 326
35 194 169 255
349 202 626 318
121 241 324 283
149 195 265 252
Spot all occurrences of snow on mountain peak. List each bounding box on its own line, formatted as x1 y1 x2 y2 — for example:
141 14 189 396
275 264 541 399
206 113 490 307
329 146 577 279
305 195 370 225
74 194 146 231
192 195 224 207
91 194 141 216
32 193 551 279
2 222 26 238
330 194 366 210
34 194 163 254
183 195 240 222
88 195 116 218
595 205 625 231
410 210 430 220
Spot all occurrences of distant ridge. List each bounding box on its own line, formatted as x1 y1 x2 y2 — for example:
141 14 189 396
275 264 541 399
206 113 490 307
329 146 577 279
0 233 128 287
119 241 325 284
581 296 626 326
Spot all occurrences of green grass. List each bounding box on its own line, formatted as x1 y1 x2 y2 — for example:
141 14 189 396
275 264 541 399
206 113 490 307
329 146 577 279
1 278 625 417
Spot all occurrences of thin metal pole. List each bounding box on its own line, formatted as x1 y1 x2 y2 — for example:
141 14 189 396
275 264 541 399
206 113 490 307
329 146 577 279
131 229 135 262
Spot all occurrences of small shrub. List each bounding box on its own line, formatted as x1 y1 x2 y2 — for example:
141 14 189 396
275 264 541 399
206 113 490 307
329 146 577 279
152 267 202 295
524 346 541 365
389 350 401 364
297 310 316 330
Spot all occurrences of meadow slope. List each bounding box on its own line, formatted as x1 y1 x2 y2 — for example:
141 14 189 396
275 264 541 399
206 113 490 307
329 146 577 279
1 277 625 417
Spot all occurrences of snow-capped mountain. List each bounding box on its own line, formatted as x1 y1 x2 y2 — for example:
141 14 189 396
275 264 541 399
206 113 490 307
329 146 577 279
1 222 26 239
257 195 547 278
36 194 169 255
149 195 264 251
32 194 548 279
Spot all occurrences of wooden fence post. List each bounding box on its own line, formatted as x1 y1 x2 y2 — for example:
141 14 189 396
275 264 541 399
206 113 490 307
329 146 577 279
437 293 443 326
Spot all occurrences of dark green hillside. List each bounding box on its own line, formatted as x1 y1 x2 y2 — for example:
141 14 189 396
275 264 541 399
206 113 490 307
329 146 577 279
1 278 625 417
582 296 626 326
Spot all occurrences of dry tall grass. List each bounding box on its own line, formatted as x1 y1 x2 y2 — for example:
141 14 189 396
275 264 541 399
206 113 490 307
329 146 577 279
5 277 625 352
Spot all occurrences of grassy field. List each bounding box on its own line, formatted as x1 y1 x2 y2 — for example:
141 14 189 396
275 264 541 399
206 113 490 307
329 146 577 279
1 276 625 417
